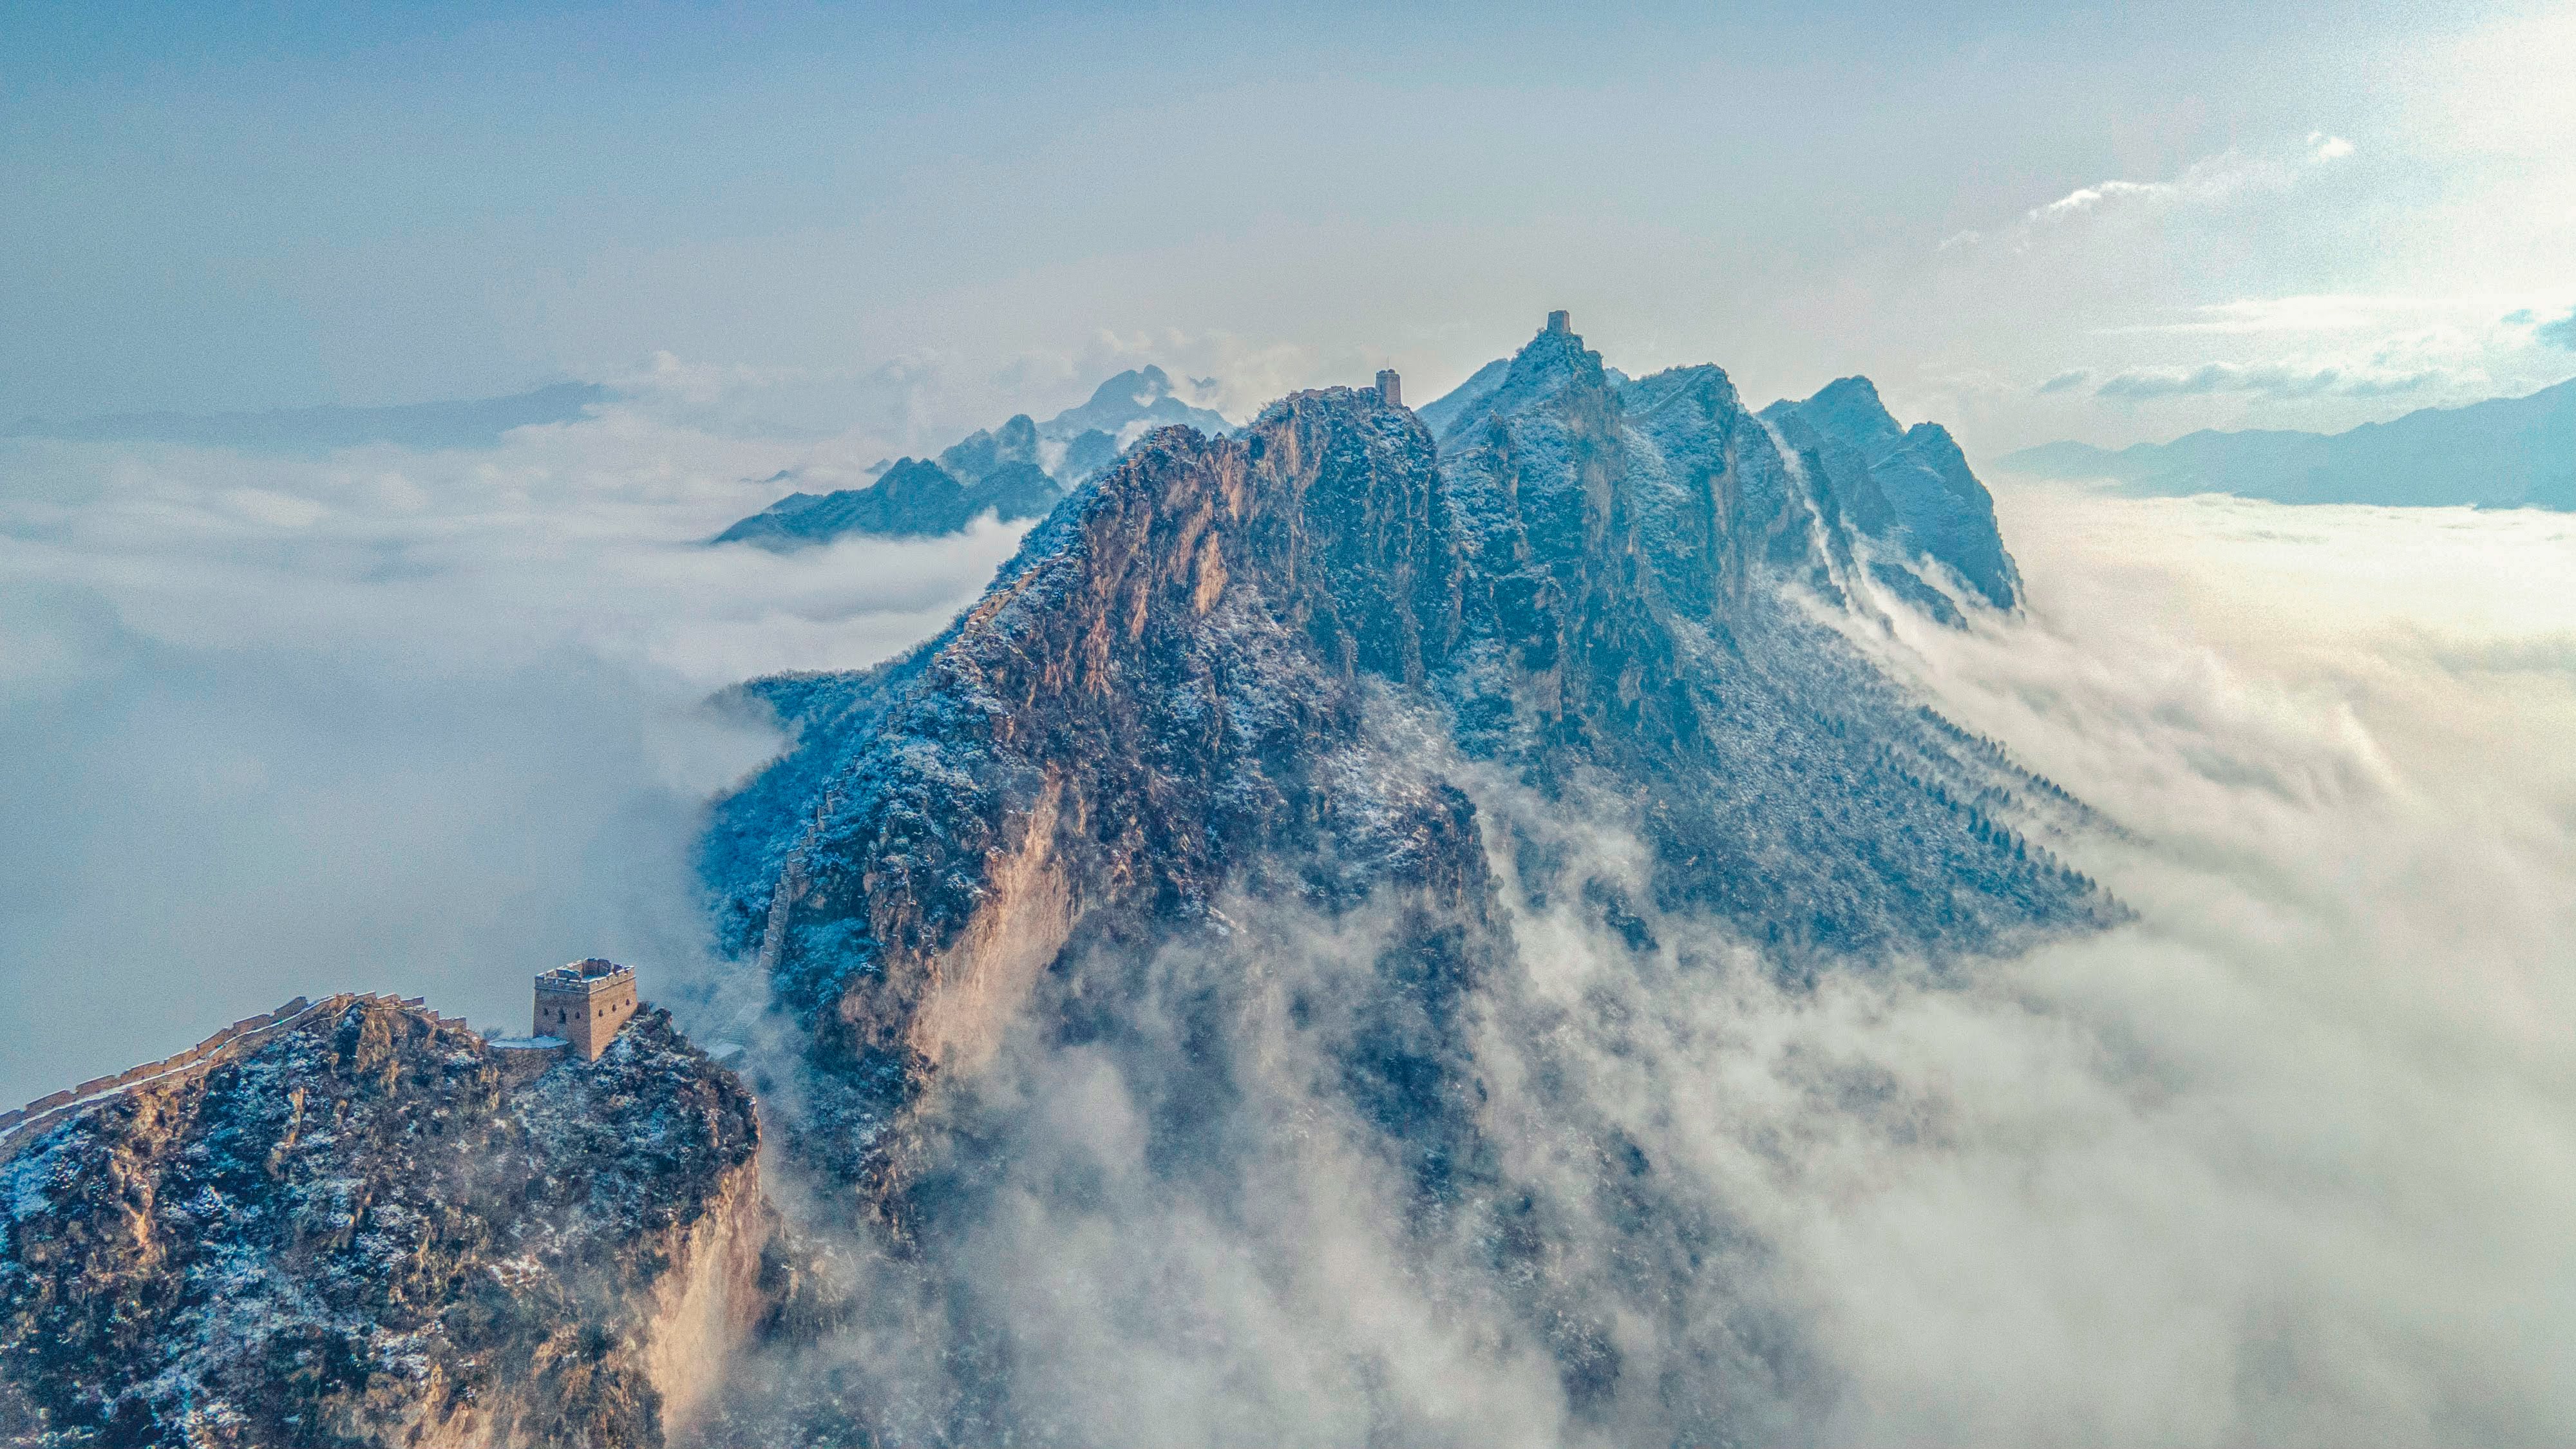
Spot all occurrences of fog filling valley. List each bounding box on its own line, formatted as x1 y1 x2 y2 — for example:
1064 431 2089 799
5 415 2573 1443
0 414 1030 1101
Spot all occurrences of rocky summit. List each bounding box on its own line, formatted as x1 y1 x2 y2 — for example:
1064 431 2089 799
0 998 773 1448
694 319 2112 1441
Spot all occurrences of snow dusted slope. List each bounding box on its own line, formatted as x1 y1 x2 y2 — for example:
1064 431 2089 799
0 998 770 1448
693 318 2108 1443
705 317 2100 1166
1432 325 2090 952
1760 375 2024 612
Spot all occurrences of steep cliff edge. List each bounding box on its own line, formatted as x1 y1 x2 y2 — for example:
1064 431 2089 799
0 999 772 1448
1759 375 2022 612
704 384 1494 1191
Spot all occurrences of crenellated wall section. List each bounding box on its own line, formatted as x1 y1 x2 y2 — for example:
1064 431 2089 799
0 992 471 1161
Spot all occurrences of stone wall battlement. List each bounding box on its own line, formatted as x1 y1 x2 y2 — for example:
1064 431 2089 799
0 993 339 1157
0 992 486 1161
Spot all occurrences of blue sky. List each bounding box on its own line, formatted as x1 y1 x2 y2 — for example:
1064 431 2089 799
6 0 2571 450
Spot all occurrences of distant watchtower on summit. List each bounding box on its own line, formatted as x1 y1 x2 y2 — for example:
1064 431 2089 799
1546 309 1571 335
1375 369 1402 406
534 958 638 1061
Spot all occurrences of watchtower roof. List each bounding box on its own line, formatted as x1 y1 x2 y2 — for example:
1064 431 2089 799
537 958 634 992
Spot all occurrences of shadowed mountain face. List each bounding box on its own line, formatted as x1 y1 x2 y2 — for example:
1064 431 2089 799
697 321 2105 1443
712 366 1235 551
1996 375 2576 509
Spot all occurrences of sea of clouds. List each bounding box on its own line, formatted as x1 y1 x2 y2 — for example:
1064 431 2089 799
0 407 1029 1103
3 408 2570 1443
1745 487 2576 1443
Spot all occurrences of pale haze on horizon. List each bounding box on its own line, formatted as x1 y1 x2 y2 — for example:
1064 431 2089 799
6 0 2574 457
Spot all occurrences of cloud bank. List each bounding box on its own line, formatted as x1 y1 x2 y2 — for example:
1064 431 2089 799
0 415 1025 1104
7 413 2571 1444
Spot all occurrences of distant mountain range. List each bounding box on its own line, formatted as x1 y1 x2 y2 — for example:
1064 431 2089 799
711 365 1230 549
1998 376 2576 509
4 383 606 453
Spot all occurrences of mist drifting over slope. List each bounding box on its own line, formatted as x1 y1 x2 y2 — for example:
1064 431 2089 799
1747 488 2576 1443
3 402 2570 1443
0 414 1026 1103
703 481 2576 1447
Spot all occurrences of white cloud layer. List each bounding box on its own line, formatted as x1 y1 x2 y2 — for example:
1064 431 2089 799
6 419 2573 1443
0 420 1025 1104
1794 488 2576 1441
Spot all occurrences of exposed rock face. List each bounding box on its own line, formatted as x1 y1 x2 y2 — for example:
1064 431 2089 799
706 386 1490 1187
0 1000 770 1448
711 365 1236 551
696 320 2110 1440
1759 375 2023 612
706 319 2102 1173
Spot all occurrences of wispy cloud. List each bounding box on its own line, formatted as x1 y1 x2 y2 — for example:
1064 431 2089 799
2037 369 2094 394
0 420 1023 1104
2027 178 2174 223
2537 308 2576 351
2097 294 2451 337
710 491 2576 1445
1951 133 2357 254
2090 361 2438 401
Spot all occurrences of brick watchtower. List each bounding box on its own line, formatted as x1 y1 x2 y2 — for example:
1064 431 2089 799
1375 369 1403 406
534 958 639 1061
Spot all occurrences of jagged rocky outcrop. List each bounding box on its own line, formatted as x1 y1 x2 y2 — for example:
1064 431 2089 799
0 999 772 1448
713 365 1233 550
1759 376 2022 614
705 384 1491 1188
710 323 2092 1077
696 318 2110 1441
714 457 1061 547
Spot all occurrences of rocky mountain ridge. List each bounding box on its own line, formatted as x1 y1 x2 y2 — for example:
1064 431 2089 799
714 365 1233 550
692 317 2110 1439
1 997 772 1448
